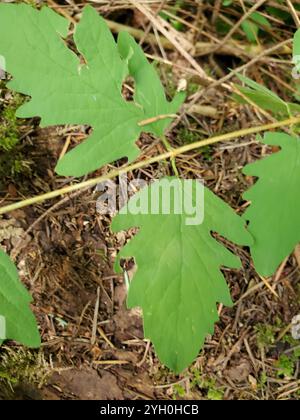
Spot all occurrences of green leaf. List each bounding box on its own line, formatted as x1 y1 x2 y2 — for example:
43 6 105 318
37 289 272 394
243 133 300 277
241 12 271 43
117 31 185 137
266 6 291 22
0 4 184 177
112 178 252 372
241 19 259 43
0 249 40 347
250 12 271 29
293 27 300 58
234 73 300 116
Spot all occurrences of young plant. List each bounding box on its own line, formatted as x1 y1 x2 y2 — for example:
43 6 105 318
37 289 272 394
0 2 299 373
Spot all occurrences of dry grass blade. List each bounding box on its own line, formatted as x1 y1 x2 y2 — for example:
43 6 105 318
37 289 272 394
212 0 268 54
128 0 214 85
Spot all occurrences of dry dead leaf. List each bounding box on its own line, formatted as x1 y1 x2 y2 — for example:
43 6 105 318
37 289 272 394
226 359 251 383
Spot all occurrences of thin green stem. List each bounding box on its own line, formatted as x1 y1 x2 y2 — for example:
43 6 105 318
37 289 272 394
0 115 299 215
161 135 179 177
287 105 298 136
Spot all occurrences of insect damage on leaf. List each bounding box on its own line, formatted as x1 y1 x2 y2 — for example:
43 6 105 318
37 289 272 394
0 249 40 348
112 178 252 372
0 4 185 177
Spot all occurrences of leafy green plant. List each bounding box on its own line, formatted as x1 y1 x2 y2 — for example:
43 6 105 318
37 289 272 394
172 383 186 399
0 2 300 374
0 91 29 179
190 368 224 400
241 12 271 44
0 250 40 347
0 4 184 177
276 355 295 379
112 178 252 372
255 324 276 349
159 1 185 31
275 333 300 378
243 132 300 276
233 73 300 117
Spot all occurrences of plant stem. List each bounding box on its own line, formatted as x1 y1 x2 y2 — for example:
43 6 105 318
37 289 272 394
0 116 299 215
161 135 179 177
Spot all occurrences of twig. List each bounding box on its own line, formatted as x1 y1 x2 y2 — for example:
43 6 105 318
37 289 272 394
286 0 300 28
277 323 292 342
98 326 115 349
211 0 267 54
138 114 178 127
48 0 292 60
91 287 100 345
274 257 289 283
0 116 299 215
186 38 292 113
128 0 214 85
258 274 279 299
137 340 151 367
92 360 129 365
59 135 72 160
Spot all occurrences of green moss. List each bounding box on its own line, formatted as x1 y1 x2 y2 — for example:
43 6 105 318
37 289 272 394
257 372 267 390
255 324 300 379
172 383 186 399
0 89 31 181
178 127 213 160
207 387 224 401
0 347 50 399
190 368 224 400
276 355 295 379
255 324 276 349
0 95 22 152
187 83 199 96
178 127 198 145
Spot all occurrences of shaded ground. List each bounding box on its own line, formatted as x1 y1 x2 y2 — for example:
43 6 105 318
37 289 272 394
0 0 300 400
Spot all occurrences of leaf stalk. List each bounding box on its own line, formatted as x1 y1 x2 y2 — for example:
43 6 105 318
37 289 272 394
0 115 299 215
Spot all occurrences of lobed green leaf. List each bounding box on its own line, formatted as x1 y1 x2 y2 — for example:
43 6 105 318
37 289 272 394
0 4 184 177
243 133 300 277
112 178 252 372
0 250 40 347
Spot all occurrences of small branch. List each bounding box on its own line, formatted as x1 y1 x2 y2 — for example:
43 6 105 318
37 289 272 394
186 104 218 118
186 38 292 114
91 287 100 345
47 0 291 63
210 0 267 54
138 114 178 127
0 116 299 216
258 275 279 298
286 0 300 28
106 18 291 58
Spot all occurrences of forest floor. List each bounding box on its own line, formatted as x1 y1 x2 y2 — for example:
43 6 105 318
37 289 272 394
0 0 300 400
